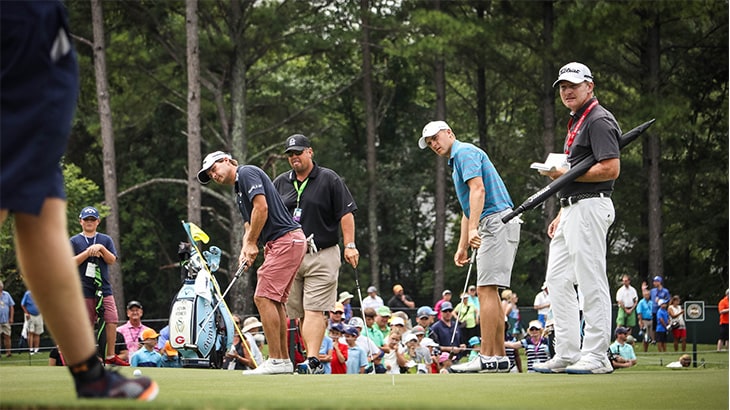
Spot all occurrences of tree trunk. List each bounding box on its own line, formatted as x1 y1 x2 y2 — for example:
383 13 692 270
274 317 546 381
433 60 447 302
228 0 250 315
360 0 380 290
186 0 202 225
641 10 664 281
91 0 124 315
541 0 557 260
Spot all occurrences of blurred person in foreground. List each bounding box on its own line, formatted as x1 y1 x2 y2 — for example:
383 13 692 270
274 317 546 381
0 0 156 399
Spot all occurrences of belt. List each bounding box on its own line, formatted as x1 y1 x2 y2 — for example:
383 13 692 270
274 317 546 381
559 192 611 208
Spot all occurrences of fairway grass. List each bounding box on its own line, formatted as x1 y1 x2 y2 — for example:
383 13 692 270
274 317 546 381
0 363 727 409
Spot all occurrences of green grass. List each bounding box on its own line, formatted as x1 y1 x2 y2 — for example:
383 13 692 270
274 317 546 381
0 346 727 409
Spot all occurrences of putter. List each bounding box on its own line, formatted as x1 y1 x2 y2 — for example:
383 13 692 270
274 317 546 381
200 261 247 330
450 250 476 346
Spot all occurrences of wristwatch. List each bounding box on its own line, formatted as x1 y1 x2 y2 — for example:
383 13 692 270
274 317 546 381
345 242 357 249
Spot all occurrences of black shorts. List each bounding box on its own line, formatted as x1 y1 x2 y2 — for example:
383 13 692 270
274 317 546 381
0 1 78 215
720 323 729 341
655 331 667 343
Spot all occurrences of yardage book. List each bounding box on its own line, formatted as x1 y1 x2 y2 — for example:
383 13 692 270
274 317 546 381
530 153 568 172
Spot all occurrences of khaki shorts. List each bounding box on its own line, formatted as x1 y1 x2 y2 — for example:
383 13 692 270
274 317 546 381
0 323 10 336
476 210 521 287
286 245 341 319
25 314 43 334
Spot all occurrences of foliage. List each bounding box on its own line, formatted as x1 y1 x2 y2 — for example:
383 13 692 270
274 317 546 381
37 0 727 320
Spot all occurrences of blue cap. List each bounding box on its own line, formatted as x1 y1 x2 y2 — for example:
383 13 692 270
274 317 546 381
653 276 663 283
468 336 481 347
417 306 436 318
343 325 359 337
329 322 344 333
441 301 454 311
79 206 100 219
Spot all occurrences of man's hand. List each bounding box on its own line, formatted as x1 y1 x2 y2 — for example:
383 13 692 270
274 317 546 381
344 247 359 268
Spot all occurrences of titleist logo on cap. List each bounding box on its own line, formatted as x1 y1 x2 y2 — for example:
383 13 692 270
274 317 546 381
559 67 582 75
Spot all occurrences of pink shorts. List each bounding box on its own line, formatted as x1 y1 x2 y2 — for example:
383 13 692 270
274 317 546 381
84 295 119 326
255 229 306 303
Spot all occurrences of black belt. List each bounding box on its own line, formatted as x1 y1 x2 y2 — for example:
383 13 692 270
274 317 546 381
559 192 611 208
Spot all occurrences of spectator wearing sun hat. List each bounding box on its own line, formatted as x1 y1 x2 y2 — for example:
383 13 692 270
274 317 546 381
130 328 162 368
338 291 354 322
388 284 415 313
362 286 383 310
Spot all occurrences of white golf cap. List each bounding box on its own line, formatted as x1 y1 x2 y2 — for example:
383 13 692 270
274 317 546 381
197 151 232 184
418 121 451 149
552 62 593 88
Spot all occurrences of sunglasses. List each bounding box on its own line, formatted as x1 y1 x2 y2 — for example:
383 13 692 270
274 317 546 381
529 327 541 331
287 150 305 157
331 311 343 314
442 309 453 313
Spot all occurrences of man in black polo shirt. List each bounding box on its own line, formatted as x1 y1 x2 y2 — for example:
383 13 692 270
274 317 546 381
273 134 359 374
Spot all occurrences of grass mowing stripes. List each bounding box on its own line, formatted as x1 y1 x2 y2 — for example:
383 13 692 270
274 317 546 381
0 363 727 409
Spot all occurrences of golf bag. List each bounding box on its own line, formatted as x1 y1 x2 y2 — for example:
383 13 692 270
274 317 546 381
168 241 234 368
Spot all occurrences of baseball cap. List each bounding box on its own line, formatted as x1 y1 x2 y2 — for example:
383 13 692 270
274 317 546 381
343 325 359 337
163 341 178 357
197 151 232 184
421 337 438 348
468 336 481 347
402 333 418 344
411 325 425 335
442 289 451 296
349 317 365 328
552 62 594 87
126 300 143 310
284 134 311 153
658 299 667 305
417 306 437 318
338 291 354 303
528 320 543 330
141 328 160 340
329 322 345 333
79 206 100 220
440 301 453 311
653 275 663 283
392 284 403 293
376 306 391 317
615 326 629 336
438 352 450 363
468 285 476 291
367 286 377 293
331 302 345 314
389 317 405 327
418 120 451 149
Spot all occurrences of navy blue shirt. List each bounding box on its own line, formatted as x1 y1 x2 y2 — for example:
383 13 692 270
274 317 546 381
273 162 357 249
430 318 461 348
235 165 300 245
70 232 117 298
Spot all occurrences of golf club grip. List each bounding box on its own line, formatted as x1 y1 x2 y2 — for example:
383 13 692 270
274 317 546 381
501 118 655 224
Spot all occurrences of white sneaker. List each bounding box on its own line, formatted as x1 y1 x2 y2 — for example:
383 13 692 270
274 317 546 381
533 357 574 374
565 357 614 374
242 358 293 375
495 356 511 373
450 355 499 373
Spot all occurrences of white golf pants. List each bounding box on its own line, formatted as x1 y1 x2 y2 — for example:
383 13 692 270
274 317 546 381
545 197 615 364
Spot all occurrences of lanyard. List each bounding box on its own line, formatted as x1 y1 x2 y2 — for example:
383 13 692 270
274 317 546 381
84 234 97 246
293 178 309 207
564 99 599 154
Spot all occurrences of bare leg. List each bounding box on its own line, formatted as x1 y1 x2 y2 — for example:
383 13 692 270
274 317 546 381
2 333 10 356
105 323 117 358
301 310 325 361
254 296 287 359
478 285 505 357
12 199 96 365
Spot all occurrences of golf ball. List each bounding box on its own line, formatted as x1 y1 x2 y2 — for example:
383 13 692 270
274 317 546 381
133 369 142 377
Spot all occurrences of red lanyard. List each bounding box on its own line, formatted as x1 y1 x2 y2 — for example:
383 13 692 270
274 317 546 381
564 99 599 154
